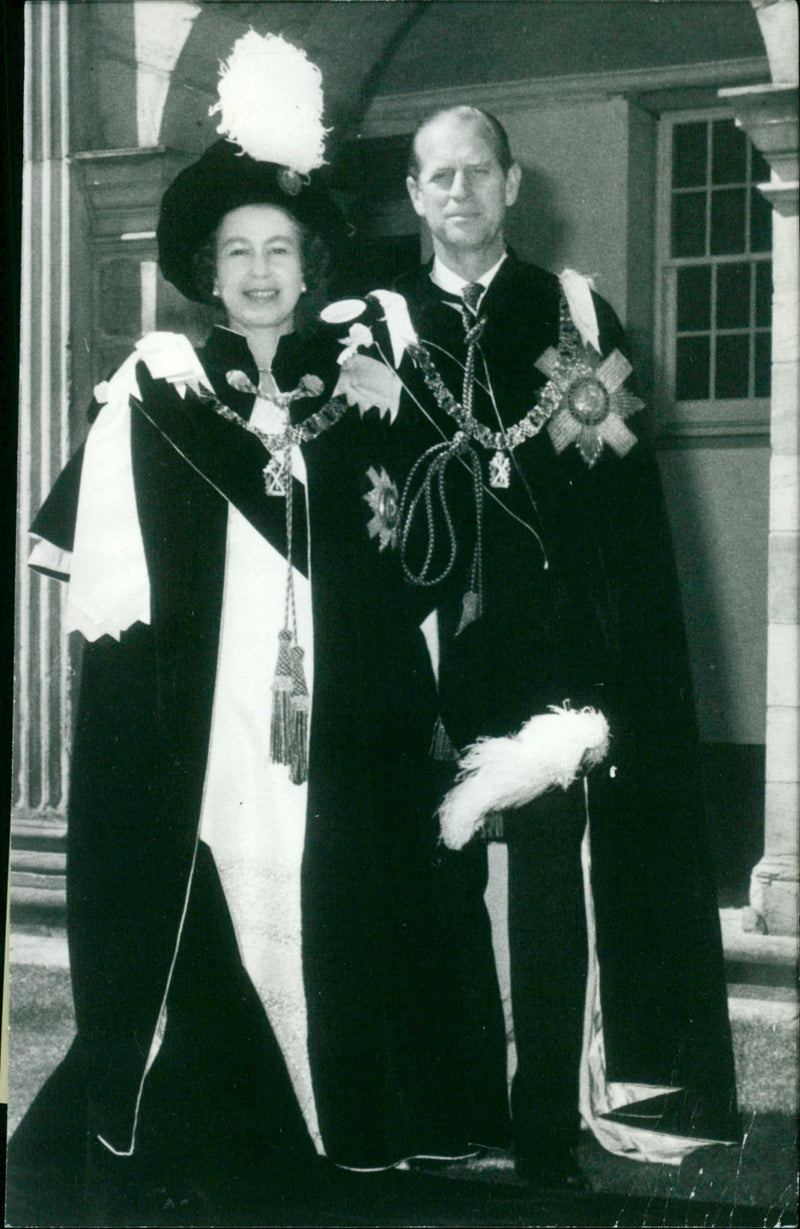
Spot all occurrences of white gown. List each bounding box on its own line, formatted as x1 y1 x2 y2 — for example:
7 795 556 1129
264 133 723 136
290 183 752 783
197 399 322 1151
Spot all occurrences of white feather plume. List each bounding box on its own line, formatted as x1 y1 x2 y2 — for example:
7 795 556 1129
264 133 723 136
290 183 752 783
438 705 611 850
210 31 328 174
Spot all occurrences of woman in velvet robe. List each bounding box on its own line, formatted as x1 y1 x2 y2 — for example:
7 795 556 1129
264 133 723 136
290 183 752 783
7 112 510 1229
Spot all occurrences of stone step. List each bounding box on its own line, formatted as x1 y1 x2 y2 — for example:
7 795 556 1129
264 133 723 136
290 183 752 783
9 925 70 968
11 885 68 917
720 908 798 1005
11 849 67 874
11 813 67 851
10 855 67 920
720 908 798 966
728 993 798 1114
11 871 66 892
726 958 796 988
9 836 67 922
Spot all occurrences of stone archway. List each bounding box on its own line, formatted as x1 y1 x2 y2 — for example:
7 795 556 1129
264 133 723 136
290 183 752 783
156 1 429 155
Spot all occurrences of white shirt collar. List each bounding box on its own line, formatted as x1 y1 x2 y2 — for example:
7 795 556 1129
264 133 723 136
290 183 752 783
430 250 508 306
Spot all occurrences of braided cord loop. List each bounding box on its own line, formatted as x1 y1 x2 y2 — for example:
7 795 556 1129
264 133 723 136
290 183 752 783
399 432 469 587
399 430 485 620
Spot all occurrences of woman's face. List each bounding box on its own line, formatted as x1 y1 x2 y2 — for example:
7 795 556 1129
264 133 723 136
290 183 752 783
214 204 305 338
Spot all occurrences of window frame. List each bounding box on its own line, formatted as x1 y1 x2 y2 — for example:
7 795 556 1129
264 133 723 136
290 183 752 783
655 107 772 439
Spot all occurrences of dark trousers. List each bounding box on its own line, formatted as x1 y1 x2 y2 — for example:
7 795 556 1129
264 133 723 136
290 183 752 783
505 782 588 1160
7 841 316 1226
434 839 513 1149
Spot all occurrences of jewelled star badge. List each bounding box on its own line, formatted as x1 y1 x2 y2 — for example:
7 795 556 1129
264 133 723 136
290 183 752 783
363 465 400 551
536 344 643 468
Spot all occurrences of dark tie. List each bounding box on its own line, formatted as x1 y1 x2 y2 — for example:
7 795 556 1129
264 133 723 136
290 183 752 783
461 282 484 316
432 287 464 309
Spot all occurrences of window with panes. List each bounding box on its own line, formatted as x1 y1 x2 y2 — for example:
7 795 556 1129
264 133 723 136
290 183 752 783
658 113 772 432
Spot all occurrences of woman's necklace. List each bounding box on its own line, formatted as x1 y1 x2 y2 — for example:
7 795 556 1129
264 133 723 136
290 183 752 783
203 369 349 785
219 367 348 471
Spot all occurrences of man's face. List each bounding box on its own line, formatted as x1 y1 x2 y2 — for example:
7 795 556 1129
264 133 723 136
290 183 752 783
406 113 520 263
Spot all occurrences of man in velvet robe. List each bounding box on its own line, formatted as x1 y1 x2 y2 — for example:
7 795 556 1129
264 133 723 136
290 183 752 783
393 104 739 1186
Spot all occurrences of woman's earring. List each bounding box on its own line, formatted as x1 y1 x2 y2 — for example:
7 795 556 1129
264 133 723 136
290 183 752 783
301 282 307 293
212 286 220 298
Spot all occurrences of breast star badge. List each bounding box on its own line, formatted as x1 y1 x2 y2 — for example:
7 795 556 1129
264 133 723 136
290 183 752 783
535 345 643 468
363 466 400 551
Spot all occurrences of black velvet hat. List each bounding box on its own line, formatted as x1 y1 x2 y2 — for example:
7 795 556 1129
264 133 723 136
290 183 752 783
157 31 344 303
157 139 344 303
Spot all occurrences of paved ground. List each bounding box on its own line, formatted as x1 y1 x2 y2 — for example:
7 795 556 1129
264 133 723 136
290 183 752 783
5 1134 798 1228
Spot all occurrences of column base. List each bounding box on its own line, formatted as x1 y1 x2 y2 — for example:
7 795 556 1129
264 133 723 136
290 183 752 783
10 809 67 924
749 854 799 935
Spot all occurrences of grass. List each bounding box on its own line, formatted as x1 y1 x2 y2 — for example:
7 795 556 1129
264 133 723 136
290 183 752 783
7 964 75 1136
6 958 798 1226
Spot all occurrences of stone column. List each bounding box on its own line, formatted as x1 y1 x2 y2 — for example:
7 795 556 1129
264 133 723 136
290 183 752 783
721 0 799 935
11 2 72 912
11 2 206 920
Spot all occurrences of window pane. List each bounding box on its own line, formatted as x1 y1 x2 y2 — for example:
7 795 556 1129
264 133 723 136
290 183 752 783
712 120 747 184
677 265 712 330
754 332 771 397
710 188 746 254
715 334 750 399
750 188 772 252
751 145 770 184
755 261 772 327
672 192 706 257
676 335 710 399
664 112 773 421
716 263 750 329
673 122 708 188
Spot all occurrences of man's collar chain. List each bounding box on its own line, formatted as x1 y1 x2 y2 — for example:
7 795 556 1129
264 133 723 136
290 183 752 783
406 297 576 456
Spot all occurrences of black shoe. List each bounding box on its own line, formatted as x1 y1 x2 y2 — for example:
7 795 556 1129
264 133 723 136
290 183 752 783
514 1146 589 1193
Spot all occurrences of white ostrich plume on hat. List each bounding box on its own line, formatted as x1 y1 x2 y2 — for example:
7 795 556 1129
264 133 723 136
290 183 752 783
210 31 328 175
438 704 611 850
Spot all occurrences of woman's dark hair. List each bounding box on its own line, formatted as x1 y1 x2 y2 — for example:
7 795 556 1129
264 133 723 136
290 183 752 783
190 210 332 334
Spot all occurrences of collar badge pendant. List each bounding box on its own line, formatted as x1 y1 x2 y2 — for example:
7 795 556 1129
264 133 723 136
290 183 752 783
488 451 511 488
263 455 288 496
226 368 291 493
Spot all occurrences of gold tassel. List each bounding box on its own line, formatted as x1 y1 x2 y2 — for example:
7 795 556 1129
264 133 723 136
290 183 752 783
288 643 310 784
271 628 294 766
